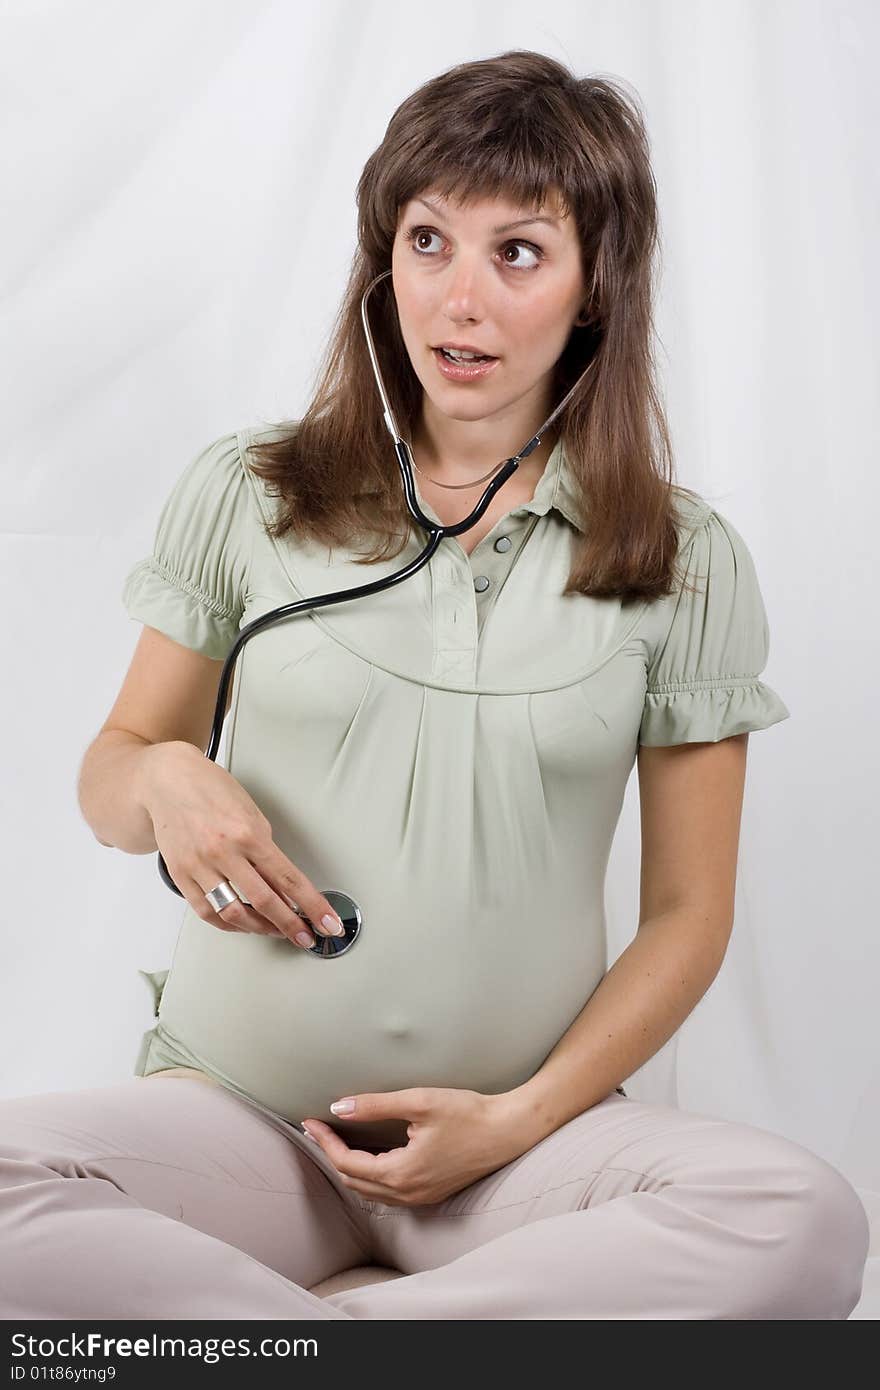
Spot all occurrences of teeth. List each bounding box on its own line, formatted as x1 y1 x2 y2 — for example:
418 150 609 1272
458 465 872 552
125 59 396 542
442 348 486 361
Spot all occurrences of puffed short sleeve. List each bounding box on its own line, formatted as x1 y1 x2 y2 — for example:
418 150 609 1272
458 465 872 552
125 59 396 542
639 508 791 746
121 431 250 659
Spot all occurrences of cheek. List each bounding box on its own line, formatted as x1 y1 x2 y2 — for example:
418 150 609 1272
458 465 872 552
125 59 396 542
391 272 430 345
499 324 560 378
531 294 576 346
499 294 570 361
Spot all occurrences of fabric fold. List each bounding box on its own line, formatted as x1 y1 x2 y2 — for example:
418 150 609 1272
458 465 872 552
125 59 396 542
121 431 252 660
122 557 241 660
640 678 791 746
638 506 790 747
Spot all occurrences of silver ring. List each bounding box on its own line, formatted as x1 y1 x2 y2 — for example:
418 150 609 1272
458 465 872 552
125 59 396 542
205 880 240 913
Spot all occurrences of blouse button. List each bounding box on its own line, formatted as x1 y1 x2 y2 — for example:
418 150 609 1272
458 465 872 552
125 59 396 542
473 575 491 593
493 535 512 552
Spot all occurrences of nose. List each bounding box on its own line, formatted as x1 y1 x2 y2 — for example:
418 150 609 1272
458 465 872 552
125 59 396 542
441 254 489 324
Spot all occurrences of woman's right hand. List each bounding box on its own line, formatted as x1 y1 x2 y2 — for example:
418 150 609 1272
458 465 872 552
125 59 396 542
138 741 344 950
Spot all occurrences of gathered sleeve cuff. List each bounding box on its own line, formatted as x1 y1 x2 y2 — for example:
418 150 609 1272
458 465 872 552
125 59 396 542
639 508 791 746
121 432 250 660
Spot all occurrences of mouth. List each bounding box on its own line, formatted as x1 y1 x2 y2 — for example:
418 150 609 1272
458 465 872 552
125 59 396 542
431 347 500 382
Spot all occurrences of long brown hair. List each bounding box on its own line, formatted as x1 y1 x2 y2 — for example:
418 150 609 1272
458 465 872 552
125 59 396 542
245 50 702 602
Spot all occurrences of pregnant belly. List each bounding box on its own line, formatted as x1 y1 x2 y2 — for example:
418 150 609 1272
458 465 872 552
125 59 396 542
152 904 607 1151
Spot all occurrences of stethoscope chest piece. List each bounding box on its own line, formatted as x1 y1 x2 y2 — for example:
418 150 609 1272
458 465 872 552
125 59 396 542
306 890 362 958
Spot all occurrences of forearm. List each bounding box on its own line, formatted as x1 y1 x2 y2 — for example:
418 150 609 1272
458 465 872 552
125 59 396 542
494 909 729 1148
76 732 190 854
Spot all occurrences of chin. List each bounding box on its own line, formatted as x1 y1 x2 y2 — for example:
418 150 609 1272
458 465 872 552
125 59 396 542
429 400 501 423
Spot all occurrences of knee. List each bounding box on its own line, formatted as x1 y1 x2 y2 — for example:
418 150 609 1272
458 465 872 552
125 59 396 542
758 1148 870 1319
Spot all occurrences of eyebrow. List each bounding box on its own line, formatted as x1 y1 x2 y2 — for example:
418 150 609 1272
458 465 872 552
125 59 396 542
413 197 561 234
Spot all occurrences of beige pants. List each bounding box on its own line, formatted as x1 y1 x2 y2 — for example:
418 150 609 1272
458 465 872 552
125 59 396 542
0 1072 868 1319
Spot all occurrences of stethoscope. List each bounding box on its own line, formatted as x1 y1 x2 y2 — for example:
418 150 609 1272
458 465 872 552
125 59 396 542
156 267 597 957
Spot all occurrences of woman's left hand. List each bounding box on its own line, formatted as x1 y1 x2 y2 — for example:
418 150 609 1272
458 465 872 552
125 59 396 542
299 1086 529 1206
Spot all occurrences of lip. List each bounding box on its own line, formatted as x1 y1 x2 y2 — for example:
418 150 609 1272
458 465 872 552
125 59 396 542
431 347 501 383
434 342 496 355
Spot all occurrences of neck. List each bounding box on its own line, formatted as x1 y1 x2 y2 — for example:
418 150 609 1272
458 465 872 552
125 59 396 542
411 421 559 489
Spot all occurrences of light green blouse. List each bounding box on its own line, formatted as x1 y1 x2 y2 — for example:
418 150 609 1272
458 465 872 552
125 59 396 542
122 422 790 1149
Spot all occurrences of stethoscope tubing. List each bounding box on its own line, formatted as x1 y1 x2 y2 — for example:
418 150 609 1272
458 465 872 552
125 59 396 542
154 267 597 959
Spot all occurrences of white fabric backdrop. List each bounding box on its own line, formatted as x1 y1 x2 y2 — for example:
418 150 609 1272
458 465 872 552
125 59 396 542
2 0 877 1316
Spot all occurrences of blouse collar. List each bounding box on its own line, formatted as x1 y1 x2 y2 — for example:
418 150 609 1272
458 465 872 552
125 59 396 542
412 433 585 534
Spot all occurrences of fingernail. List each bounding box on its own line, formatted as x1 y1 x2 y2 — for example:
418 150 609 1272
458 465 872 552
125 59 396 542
301 1125 318 1141
295 931 314 949
322 914 345 936
329 1097 355 1115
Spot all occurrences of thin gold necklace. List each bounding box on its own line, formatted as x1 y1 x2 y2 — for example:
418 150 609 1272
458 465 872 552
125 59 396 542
409 450 510 491
409 432 555 491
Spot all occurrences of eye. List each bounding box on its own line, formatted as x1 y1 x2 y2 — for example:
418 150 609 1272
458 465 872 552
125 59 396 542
402 225 544 272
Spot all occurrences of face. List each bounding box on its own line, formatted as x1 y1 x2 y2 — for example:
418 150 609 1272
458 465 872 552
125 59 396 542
391 186 586 441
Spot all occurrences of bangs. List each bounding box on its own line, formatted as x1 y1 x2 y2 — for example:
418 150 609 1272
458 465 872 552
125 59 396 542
397 157 574 226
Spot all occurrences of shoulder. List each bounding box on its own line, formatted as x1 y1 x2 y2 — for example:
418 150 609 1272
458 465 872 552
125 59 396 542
182 420 299 490
668 486 763 587
165 428 250 504
238 417 301 458
121 427 259 658
669 484 714 553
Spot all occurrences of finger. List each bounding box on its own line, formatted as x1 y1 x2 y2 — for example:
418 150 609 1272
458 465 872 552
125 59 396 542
305 1121 393 1183
205 857 321 948
336 1175 406 1204
187 866 298 941
246 846 346 942
327 1089 427 1124
172 869 244 932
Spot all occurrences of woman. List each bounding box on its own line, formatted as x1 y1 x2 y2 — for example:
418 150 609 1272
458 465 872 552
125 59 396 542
3 51 868 1319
